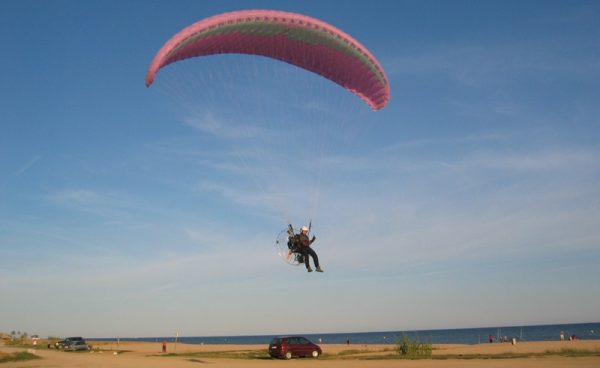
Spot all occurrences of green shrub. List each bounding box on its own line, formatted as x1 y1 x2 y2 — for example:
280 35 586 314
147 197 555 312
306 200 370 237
396 334 432 357
0 351 41 363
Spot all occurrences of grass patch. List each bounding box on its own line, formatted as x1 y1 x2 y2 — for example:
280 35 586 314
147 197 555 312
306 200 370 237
0 351 41 363
545 348 600 357
396 335 432 357
336 349 374 356
328 351 600 361
152 350 270 360
433 350 600 360
188 358 208 363
145 346 600 361
4 340 55 350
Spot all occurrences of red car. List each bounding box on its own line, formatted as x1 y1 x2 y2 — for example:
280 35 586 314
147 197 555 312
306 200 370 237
268 336 322 359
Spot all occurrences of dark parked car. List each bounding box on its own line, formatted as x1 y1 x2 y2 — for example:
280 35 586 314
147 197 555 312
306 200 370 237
54 337 85 350
64 339 90 351
268 336 322 359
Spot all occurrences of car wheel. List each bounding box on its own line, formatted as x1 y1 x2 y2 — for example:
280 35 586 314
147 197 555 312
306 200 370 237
312 350 319 358
284 352 292 360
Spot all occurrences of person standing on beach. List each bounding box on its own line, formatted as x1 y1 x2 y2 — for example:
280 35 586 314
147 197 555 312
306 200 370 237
488 335 493 343
162 340 166 353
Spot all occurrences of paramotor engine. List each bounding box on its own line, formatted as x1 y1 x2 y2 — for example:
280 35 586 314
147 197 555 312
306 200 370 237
275 227 304 266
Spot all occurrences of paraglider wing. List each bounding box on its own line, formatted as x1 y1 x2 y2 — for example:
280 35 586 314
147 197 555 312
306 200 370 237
145 9 390 110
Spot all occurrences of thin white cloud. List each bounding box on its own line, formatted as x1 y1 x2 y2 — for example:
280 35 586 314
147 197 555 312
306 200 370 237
292 140 600 270
385 39 600 86
315 176 600 270
45 189 137 219
379 133 507 152
462 149 599 171
183 111 266 140
12 155 42 177
329 141 600 176
195 180 298 221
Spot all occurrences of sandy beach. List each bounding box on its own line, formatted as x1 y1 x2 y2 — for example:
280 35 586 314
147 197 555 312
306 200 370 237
2 340 599 368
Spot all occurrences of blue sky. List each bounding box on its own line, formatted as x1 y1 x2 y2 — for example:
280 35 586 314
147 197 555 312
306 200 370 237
1 0 599 338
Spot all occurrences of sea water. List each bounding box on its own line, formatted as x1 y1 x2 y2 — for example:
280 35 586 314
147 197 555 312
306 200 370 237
95 322 598 345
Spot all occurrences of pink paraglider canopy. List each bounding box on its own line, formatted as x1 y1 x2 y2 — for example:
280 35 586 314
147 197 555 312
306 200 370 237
145 9 389 110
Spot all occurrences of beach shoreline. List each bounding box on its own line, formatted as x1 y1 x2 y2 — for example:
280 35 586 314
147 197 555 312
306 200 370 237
2 339 599 367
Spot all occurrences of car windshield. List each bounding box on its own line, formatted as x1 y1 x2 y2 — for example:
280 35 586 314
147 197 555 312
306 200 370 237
270 338 281 345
